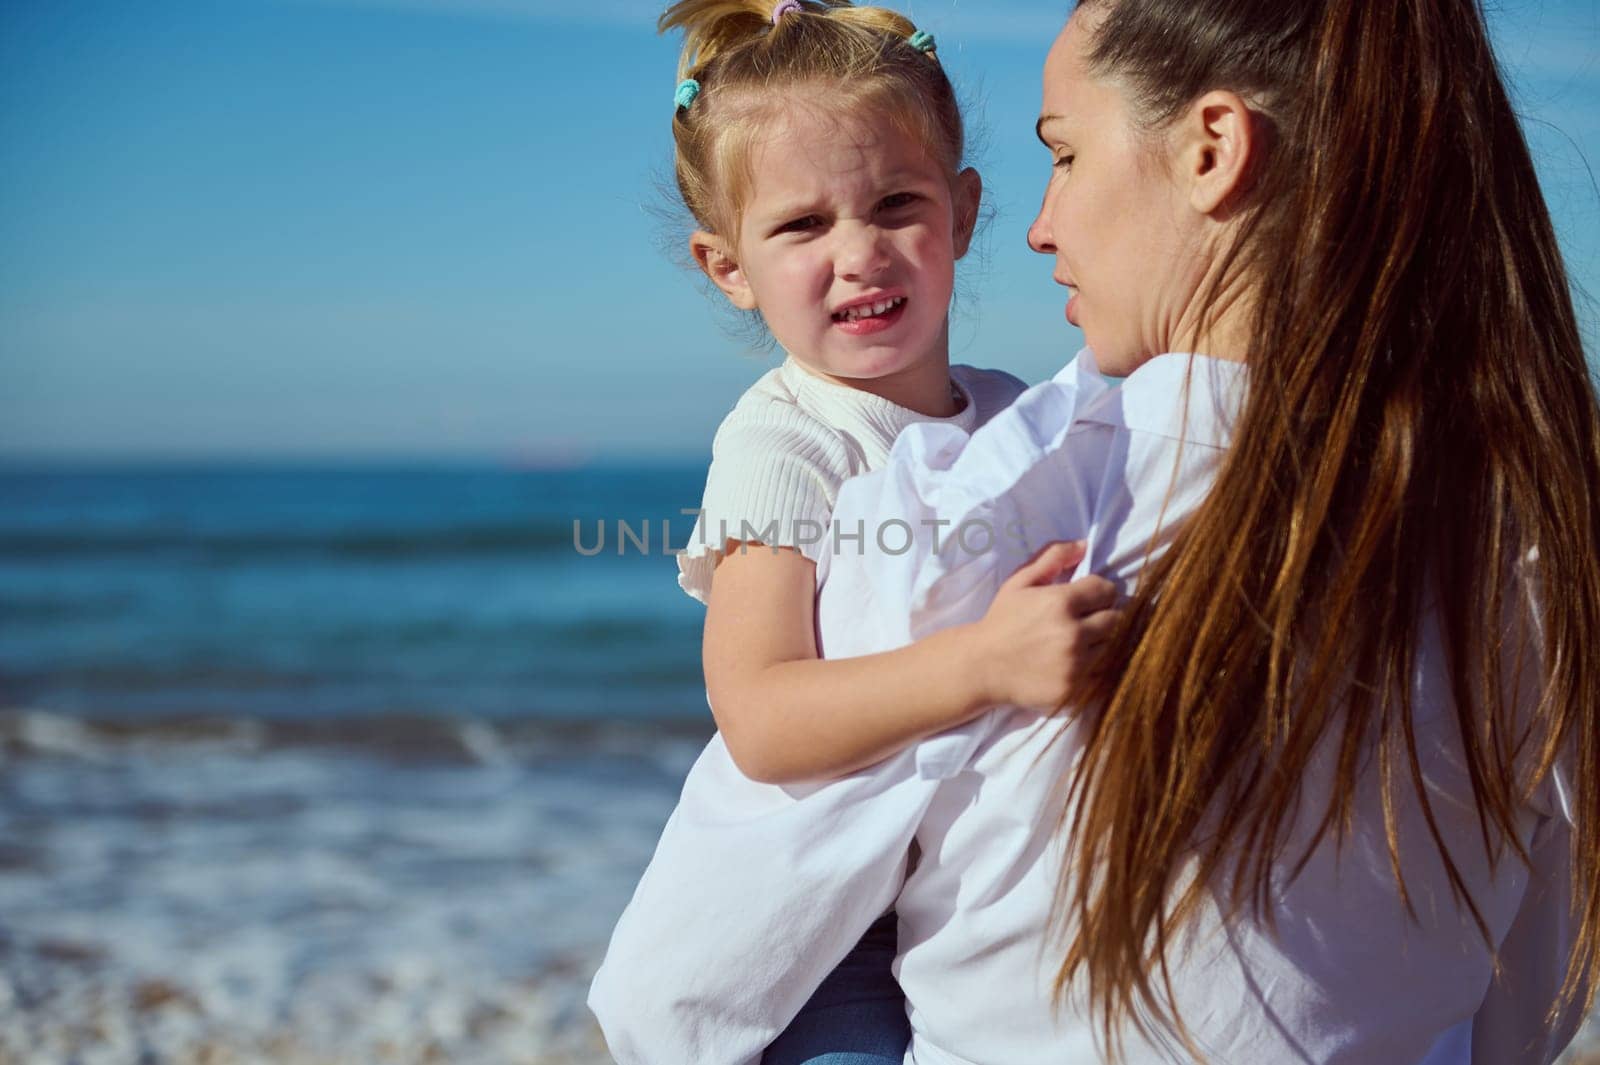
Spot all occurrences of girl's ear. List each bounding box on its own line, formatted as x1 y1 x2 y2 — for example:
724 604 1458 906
952 168 983 259
691 231 757 310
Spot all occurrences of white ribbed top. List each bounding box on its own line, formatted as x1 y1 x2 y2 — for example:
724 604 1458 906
678 356 1028 603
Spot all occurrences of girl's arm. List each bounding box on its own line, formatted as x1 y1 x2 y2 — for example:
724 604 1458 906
703 538 1118 785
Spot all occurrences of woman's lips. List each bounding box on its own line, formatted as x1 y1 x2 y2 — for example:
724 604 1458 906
833 298 908 336
1066 293 1081 327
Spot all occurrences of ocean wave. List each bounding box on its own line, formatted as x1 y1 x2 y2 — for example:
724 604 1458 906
0 593 141 622
0 697 699 1065
0 522 618 562
0 708 713 767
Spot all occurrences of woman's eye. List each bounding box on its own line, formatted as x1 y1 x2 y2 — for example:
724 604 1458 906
880 192 917 210
1053 154 1075 171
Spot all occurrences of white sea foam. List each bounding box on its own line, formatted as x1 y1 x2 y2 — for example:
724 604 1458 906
4 710 1595 1063
0 715 690 1063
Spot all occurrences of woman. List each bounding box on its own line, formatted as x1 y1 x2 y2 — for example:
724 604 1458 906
590 1 1600 1061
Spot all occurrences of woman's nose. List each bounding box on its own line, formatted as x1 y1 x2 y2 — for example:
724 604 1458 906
835 224 891 280
1027 196 1055 255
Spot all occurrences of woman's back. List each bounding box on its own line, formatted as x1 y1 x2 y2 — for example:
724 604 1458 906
888 672 1571 1064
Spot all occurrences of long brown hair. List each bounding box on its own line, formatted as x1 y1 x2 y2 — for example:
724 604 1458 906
1056 0 1600 1055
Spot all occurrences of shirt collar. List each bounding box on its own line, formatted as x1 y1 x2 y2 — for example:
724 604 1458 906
1069 349 1248 450
779 355 980 439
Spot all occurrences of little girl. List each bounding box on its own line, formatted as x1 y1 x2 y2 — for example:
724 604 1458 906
632 2 1121 1062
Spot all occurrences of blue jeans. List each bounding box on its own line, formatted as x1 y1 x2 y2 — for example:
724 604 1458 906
762 912 910 1065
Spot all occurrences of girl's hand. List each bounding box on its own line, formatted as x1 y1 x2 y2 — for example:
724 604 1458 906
972 540 1122 713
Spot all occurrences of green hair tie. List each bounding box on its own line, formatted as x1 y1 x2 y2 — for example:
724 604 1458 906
675 78 701 111
908 29 936 53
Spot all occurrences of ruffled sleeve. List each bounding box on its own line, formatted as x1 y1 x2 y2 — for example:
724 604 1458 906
676 407 849 605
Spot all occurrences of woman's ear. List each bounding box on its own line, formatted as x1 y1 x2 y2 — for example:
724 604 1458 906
952 168 983 259
690 231 757 310
1177 90 1259 216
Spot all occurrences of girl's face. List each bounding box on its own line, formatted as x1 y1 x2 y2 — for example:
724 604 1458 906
697 104 980 395
1027 12 1211 376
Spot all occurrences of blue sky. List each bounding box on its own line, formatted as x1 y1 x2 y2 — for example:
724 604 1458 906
1 0 1596 463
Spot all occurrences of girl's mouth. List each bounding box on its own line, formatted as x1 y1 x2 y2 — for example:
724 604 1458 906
832 296 908 336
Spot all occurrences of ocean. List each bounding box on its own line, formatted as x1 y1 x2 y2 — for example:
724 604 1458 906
0 464 716 1064
3 465 1596 1065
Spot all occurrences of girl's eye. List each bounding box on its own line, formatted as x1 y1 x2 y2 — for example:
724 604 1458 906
778 215 820 234
880 192 917 210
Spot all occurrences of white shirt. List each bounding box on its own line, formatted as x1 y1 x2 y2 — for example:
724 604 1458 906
589 350 1581 1065
677 356 1026 603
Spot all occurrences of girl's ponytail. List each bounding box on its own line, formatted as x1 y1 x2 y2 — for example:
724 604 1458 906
661 0 923 79
659 0 789 81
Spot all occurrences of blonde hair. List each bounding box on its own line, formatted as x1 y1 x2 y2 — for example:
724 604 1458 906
658 0 967 238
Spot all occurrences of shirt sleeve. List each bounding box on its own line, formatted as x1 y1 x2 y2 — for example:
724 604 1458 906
591 436 950 1063
676 407 847 605
836 352 1114 779
585 735 935 1065
1469 550 1586 1064
1469 807 1586 1065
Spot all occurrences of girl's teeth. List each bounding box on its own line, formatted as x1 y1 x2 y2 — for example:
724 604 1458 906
838 297 905 322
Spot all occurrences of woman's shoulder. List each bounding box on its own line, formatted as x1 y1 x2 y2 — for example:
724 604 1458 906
950 363 1030 426
950 362 1029 392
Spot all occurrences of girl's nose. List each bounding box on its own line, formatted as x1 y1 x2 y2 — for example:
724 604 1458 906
835 224 891 280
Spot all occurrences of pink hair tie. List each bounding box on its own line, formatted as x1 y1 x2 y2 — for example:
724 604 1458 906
771 0 804 24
